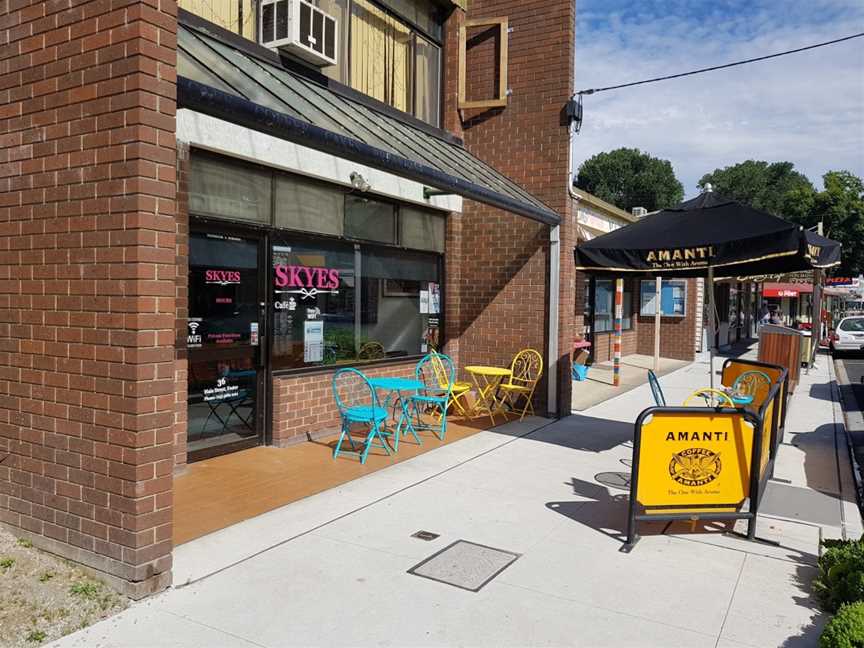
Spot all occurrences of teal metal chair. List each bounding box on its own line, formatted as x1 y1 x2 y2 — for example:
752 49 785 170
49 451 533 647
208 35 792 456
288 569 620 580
332 368 390 464
648 370 666 407
410 353 456 441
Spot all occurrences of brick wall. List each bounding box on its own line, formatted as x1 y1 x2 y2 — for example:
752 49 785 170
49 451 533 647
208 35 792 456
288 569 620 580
636 278 699 361
442 0 575 415
271 360 417 447
173 141 189 469
0 0 178 597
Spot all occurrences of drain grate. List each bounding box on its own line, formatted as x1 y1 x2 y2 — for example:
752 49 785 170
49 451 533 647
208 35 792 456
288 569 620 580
411 530 440 541
408 540 520 592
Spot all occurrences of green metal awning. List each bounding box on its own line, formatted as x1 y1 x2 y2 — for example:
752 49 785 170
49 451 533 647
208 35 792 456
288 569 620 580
176 11 560 226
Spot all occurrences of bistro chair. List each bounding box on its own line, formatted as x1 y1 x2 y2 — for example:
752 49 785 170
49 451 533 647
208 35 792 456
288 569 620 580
430 349 472 417
683 388 734 408
411 353 456 440
499 348 543 420
331 368 390 465
648 370 666 407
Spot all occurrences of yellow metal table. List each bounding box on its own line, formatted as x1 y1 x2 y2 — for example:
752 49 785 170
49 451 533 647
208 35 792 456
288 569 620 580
465 365 512 425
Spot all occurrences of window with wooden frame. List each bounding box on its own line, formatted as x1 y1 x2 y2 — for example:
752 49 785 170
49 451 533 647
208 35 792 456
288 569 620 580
458 16 509 110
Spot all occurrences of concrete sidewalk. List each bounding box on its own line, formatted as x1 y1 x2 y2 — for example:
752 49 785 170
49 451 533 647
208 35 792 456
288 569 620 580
52 352 861 648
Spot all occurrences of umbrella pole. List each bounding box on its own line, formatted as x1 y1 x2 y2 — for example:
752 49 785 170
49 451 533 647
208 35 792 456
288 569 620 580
614 278 623 387
653 276 661 372
707 266 715 389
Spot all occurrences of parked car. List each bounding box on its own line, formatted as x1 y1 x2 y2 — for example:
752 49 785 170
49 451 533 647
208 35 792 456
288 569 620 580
830 316 864 356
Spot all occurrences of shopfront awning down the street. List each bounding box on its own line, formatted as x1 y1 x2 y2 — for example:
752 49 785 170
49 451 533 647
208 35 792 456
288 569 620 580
175 10 559 226
573 190 840 278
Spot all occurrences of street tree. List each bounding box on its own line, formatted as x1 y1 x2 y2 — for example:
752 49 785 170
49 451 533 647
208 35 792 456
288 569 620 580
697 160 816 222
575 147 684 212
809 171 864 277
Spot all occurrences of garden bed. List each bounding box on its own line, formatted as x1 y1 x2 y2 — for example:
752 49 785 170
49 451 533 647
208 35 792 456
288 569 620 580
0 527 128 647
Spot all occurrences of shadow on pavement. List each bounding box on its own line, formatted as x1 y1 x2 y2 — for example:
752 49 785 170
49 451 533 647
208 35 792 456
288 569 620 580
780 564 825 648
808 381 836 402
500 414 633 452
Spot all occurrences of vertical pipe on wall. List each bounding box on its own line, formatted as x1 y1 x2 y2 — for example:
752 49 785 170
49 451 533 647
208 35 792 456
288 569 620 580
547 225 560 416
653 276 662 371
613 278 623 386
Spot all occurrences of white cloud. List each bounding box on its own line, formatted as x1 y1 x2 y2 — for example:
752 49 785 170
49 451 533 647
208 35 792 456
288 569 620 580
573 1 864 198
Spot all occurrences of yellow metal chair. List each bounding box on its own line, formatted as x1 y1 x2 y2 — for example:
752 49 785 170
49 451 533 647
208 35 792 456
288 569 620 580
499 348 543 420
430 350 472 416
683 388 734 408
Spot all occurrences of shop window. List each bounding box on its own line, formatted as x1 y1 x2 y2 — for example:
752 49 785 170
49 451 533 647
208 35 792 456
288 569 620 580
400 206 445 252
594 279 633 332
271 236 356 370
190 154 271 223
270 236 441 371
414 34 441 126
345 195 397 244
179 0 256 40
275 173 344 236
348 0 441 125
361 248 441 358
640 279 687 317
350 0 414 113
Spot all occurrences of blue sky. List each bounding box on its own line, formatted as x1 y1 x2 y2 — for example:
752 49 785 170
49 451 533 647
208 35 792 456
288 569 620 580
573 0 864 198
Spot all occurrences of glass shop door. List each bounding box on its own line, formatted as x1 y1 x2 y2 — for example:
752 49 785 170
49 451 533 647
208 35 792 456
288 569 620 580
186 228 267 462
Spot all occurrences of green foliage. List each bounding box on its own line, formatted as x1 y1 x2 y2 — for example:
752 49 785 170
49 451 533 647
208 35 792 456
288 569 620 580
25 630 47 643
815 537 864 613
698 160 816 222
699 162 864 276
0 557 14 570
810 171 864 277
575 147 684 212
69 581 101 600
16 538 32 548
38 570 55 583
820 602 864 648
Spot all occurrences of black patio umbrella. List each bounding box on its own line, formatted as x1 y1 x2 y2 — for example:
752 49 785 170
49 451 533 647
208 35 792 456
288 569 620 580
573 189 841 385
574 190 841 278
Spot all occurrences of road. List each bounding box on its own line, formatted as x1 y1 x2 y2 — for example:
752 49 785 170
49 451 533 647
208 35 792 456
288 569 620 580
836 355 864 479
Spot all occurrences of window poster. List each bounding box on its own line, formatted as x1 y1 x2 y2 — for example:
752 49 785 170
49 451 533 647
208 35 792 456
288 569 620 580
423 316 440 352
419 290 430 314
428 282 440 314
304 321 324 363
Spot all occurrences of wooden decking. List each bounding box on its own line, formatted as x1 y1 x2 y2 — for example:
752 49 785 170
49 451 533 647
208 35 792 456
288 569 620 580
173 416 509 546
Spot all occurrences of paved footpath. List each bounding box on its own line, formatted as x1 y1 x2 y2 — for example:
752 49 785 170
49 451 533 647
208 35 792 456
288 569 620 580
53 352 861 648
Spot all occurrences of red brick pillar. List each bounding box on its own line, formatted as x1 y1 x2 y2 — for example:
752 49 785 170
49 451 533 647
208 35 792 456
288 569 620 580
0 0 178 597
441 1 575 415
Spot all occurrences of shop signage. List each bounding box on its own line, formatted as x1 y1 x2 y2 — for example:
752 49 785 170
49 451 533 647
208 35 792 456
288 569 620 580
274 264 340 300
203 376 240 403
635 412 753 508
644 246 715 269
205 270 241 285
187 320 202 348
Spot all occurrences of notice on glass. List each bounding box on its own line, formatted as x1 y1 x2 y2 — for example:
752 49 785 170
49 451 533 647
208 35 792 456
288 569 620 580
304 321 324 363
419 290 430 314
428 283 440 314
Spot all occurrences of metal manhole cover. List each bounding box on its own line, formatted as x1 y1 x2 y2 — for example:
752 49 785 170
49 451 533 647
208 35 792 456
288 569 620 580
407 540 520 592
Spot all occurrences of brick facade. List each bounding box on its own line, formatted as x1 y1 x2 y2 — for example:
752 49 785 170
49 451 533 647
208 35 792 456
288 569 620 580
442 0 576 415
0 0 178 597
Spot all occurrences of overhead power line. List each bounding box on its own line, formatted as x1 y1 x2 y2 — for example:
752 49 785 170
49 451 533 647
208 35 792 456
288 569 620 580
576 31 864 96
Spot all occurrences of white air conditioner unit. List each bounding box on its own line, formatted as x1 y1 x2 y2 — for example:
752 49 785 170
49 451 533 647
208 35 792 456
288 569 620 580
259 0 338 67
631 206 648 218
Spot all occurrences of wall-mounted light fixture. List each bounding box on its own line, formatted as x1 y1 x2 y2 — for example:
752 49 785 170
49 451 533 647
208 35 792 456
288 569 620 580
349 171 371 192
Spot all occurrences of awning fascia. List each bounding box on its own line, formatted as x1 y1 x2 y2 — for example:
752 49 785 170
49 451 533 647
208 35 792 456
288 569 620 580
177 77 561 226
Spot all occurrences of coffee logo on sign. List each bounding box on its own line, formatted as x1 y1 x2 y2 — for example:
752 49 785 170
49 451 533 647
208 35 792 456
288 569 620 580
668 448 721 487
